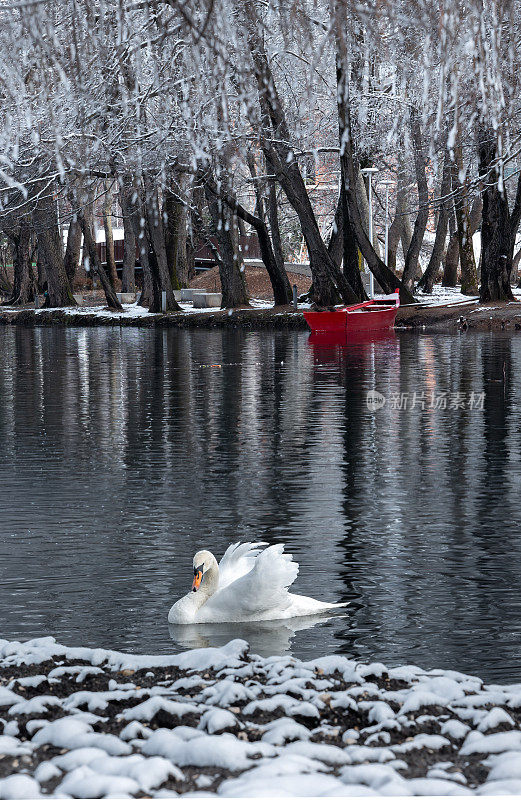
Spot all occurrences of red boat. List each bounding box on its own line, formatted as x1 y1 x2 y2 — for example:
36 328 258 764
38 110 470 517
304 289 400 334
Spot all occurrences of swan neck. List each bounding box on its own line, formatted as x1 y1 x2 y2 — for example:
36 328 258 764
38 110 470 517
195 561 219 607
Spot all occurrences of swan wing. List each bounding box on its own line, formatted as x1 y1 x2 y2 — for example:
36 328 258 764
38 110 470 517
203 544 299 620
217 541 268 590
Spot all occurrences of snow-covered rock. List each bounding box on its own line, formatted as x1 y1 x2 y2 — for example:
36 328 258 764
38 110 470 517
0 636 521 795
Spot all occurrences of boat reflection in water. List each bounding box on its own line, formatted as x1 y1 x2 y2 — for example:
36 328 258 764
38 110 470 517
169 614 339 657
308 328 398 369
308 328 397 349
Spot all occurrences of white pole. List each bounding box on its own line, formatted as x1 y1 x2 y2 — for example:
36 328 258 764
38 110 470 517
385 184 390 267
368 176 374 298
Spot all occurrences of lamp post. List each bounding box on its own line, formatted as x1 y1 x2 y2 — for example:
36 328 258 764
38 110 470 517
360 167 379 298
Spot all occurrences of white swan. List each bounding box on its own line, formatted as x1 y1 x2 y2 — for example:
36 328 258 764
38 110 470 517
168 541 347 624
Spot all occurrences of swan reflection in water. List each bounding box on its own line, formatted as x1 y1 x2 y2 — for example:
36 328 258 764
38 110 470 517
169 613 340 658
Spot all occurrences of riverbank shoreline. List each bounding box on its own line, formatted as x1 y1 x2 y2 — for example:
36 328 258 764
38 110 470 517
1 636 521 796
1 299 521 332
0 305 308 330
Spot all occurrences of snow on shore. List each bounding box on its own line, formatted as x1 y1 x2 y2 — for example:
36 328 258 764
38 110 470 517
413 286 479 306
1 638 521 796
28 300 273 319
32 303 160 319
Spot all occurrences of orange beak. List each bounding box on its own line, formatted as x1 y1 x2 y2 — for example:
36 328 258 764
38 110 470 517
192 569 203 592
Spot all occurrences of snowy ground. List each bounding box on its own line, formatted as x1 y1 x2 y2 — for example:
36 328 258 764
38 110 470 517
0 303 159 319
0 300 276 319
2 639 521 796
412 286 520 306
1 288 520 320
412 286 479 307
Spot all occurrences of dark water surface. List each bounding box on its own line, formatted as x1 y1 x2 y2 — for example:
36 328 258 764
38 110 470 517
1 326 520 682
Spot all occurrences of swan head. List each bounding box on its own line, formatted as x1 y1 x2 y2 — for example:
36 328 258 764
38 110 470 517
192 550 218 593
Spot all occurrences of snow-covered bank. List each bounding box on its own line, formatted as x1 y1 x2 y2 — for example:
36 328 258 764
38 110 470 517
0 304 308 331
0 284 519 335
1 639 521 796
2 293 521 333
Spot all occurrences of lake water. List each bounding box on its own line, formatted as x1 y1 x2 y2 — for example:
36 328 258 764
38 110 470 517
1 325 521 682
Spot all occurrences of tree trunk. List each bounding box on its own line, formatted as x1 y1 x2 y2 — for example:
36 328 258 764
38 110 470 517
480 186 512 301
387 179 408 272
129 197 155 308
119 181 136 293
335 52 367 301
248 152 290 295
402 110 429 291
237 216 247 237
344 167 412 297
33 186 76 307
163 189 184 289
245 14 357 306
336 56 414 303
237 205 291 305
250 213 291 305
267 180 286 276
186 236 195 283
143 178 181 312
356 172 371 245
137 241 155 308
0 243 12 296
514 248 521 285
442 210 459 287
262 144 358 304
327 192 344 270
204 180 250 308
103 182 119 290
419 152 451 293
187 185 204 283
82 201 95 280
443 238 459 287
341 170 367 298
470 196 483 236
78 208 122 309
63 217 82 286
401 204 413 263
5 224 36 305
271 155 359 304
452 146 479 295
36 247 45 292
478 133 515 302
208 177 292 306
